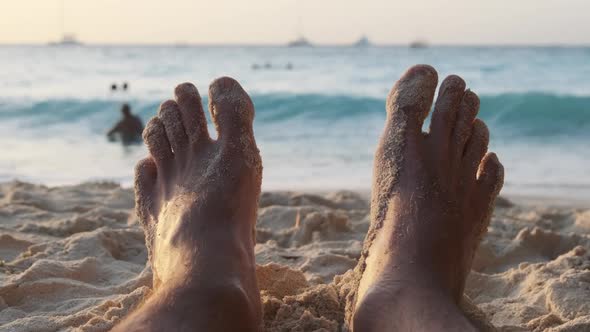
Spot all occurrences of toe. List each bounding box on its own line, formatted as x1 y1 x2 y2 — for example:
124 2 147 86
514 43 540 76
477 152 505 199
134 157 158 225
158 100 189 152
175 82 210 145
386 65 438 136
463 119 489 176
452 90 480 158
143 117 173 163
208 77 255 146
429 75 466 150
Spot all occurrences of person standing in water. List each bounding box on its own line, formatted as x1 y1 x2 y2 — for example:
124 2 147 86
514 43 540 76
107 103 144 144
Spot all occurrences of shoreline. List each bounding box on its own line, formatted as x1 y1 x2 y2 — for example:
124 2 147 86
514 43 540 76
5 178 590 208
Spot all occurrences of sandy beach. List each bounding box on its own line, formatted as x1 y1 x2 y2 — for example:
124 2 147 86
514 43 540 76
2 0 590 329
0 181 587 331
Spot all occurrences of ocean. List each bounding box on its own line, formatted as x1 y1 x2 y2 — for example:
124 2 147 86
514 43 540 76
0 45 589 199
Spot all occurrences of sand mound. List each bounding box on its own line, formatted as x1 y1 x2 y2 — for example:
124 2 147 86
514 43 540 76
0 181 589 331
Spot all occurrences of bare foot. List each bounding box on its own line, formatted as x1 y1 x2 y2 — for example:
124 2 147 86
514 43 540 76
118 78 263 331
351 65 504 331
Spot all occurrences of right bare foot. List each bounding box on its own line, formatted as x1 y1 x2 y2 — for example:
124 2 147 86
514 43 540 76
117 78 263 331
351 65 504 331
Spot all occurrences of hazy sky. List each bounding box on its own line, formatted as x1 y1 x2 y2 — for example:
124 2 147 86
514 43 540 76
2 0 589 45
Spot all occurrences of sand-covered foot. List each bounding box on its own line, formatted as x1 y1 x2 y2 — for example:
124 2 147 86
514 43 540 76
132 78 263 330
351 65 504 330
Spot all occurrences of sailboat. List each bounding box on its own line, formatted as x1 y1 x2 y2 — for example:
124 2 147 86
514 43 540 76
49 0 83 46
409 40 428 49
353 35 372 47
287 0 312 47
50 34 83 46
288 36 312 47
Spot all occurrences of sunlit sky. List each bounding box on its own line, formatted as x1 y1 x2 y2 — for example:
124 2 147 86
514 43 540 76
1 0 589 45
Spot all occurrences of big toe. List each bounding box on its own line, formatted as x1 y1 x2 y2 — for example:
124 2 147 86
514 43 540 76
208 77 256 148
373 65 438 203
386 64 438 136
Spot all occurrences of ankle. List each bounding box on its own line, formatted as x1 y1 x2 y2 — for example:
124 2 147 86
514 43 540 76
353 278 473 332
159 280 262 331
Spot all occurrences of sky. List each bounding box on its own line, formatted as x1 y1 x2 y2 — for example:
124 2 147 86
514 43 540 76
1 0 589 45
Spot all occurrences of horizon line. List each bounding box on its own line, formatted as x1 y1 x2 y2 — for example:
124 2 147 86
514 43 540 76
1 41 590 48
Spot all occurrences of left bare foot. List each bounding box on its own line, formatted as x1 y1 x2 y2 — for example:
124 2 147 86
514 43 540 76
115 78 263 331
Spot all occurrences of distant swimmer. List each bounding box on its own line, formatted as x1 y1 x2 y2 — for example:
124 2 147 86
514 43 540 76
107 103 144 144
252 63 294 71
122 82 129 91
111 83 118 91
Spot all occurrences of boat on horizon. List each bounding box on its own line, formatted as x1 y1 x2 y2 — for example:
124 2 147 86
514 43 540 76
50 1 83 46
49 34 83 46
353 36 372 47
288 37 313 47
409 40 428 49
288 1 312 48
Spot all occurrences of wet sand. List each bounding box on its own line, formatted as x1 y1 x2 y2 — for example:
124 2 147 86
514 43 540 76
0 181 589 331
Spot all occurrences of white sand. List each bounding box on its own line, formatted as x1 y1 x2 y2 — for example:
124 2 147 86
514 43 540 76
0 181 589 331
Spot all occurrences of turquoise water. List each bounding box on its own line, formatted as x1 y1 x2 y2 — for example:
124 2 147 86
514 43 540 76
0 46 589 199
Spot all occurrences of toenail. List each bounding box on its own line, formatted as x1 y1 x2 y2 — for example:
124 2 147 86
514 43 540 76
215 77 235 91
160 100 177 110
176 83 198 95
408 64 437 78
442 75 465 91
221 78 232 89
463 90 480 108
210 77 240 102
